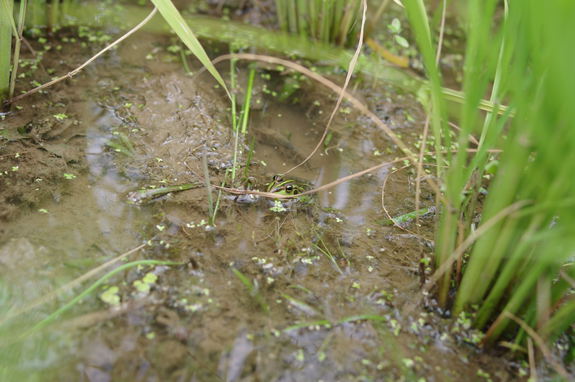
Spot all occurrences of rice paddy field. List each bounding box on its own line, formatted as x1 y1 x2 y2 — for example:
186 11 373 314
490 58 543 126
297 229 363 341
1 1 574 381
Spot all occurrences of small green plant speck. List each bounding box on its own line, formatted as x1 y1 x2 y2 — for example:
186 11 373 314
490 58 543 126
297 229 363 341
133 272 158 294
389 18 401 34
402 358 414 368
53 113 68 120
100 286 120 306
270 200 287 213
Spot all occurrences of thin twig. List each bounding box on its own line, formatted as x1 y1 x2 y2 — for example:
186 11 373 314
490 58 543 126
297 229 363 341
435 0 447 64
205 53 444 201
0 242 147 325
559 269 575 289
215 158 407 199
6 8 158 105
415 115 431 229
209 148 497 201
284 0 367 175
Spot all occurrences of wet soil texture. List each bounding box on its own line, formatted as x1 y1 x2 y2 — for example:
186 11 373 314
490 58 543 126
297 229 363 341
0 26 522 382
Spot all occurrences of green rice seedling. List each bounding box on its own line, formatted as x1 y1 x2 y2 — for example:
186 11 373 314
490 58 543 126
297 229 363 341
26 0 45 26
405 0 575 353
230 65 256 183
402 0 450 303
48 0 59 29
0 0 14 104
8 0 26 99
275 0 361 47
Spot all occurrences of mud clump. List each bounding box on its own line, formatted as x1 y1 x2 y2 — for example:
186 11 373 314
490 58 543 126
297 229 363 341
0 112 85 222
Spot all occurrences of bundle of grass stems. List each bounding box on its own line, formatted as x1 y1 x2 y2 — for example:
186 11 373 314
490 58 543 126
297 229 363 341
403 0 575 360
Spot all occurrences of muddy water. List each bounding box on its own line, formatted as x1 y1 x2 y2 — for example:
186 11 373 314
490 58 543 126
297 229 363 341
0 30 520 381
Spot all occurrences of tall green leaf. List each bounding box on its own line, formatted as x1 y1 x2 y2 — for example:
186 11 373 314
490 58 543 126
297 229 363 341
0 0 14 102
149 0 230 99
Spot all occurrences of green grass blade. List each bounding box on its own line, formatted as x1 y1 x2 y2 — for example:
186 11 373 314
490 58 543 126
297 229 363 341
296 0 308 36
286 0 297 34
0 0 14 102
28 260 182 334
275 0 287 32
8 0 26 99
239 67 255 135
231 268 269 312
402 0 450 304
149 0 230 99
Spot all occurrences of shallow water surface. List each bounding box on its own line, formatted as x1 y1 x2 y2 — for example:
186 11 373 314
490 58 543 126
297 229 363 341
0 27 517 382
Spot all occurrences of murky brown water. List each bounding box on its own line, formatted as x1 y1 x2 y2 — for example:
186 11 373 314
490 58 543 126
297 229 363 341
0 19 524 382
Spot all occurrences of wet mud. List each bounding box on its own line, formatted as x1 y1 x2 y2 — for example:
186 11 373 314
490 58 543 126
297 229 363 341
0 28 525 382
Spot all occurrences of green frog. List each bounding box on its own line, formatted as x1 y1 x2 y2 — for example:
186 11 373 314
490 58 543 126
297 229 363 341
234 175 312 206
266 175 307 196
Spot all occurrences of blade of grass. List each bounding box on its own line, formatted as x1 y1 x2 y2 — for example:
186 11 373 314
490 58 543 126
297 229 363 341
402 0 451 304
313 239 344 275
202 153 215 226
296 0 308 37
149 0 230 99
7 7 158 104
231 268 269 312
230 65 255 183
239 67 255 135
281 293 321 316
8 0 26 99
27 260 182 335
0 0 14 103
275 0 287 31
0 243 147 325
286 0 297 34
283 0 367 175
211 171 228 225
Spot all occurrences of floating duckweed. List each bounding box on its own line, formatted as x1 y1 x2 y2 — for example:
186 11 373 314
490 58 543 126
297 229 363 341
100 286 120 306
186 303 203 312
294 349 305 362
270 200 287 213
389 319 401 336
53 113 68 120
133 272 158 294
402 358 414 368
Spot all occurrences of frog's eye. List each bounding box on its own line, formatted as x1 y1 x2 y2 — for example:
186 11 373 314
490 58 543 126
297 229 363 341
273 175 282 182
286 184 293 192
